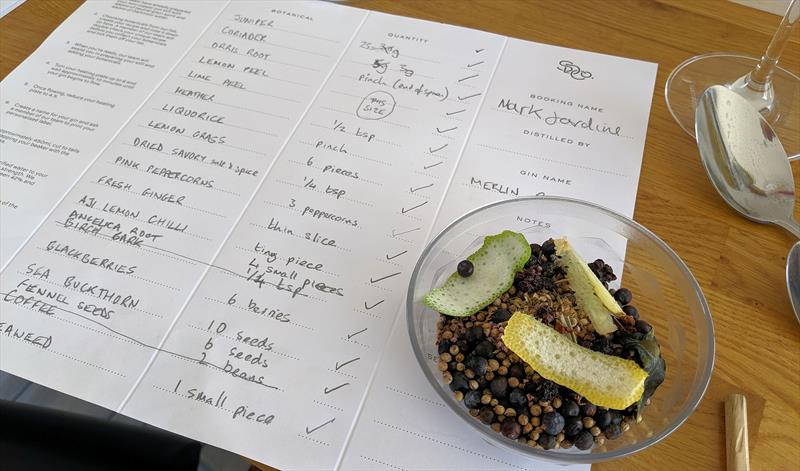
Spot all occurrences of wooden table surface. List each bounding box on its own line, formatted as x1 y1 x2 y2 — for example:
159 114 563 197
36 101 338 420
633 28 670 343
2 1 798 470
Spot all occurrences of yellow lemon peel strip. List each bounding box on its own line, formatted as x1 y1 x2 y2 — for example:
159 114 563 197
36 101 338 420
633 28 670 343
502 312 647 410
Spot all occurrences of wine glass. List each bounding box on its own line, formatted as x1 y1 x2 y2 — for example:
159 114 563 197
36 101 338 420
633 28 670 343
665 0 800 157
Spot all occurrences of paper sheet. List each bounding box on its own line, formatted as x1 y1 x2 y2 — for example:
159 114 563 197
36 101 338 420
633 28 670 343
0 1 657 469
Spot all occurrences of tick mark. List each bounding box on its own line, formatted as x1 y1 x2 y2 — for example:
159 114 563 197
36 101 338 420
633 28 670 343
467 61 484 68
423 161 443 170
392 227 421 237
324 383 350 394
386 250 408 260
347 328 368 339
436 126 457 133
475 48 484 53
335 357 360 370
458 93 481 101
402 201 428 214
458 74 479 82
410 183 434 193
370 272 402 283
446 109 465 116
364 299 385 309
429 143 448 154
306 418 336 434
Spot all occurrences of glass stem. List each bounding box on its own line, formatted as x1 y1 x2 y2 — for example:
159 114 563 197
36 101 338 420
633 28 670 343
746 0 800 92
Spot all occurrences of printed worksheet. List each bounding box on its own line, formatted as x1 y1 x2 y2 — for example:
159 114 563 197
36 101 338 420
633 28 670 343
0 1 656 469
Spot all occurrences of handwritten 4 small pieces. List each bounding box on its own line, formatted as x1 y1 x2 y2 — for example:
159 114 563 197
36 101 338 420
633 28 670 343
424 231 665 450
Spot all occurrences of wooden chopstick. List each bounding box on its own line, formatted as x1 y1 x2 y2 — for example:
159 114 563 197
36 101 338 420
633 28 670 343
725 394 750 471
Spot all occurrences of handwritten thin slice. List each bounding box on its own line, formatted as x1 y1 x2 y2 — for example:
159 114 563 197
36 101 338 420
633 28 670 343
423 230 530 317
554 239 621 335
502 312 647 410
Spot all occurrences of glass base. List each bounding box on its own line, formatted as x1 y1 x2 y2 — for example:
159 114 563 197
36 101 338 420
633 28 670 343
665 52 800 157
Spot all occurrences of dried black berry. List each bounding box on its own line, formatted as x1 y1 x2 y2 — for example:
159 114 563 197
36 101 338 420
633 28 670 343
610 411 623 425
541 412 565 435
537 433 556 450
561 400 580 417
491 308 512 323
508 388 528 410
580 402 597 417
614 288 632 305
507 363 525 379
437 340 452 355
564 416 583 436
541 239 556 257
594 410 612 428
636 319 652 333
622 305 639 320
457 260 474 277
574 430 594 450
501 417 522 439
464 355 487 376
465 325 484 344
478 407 494 424
490 377 508 398
472 341 494 358
464 390 481 409
605 423 622 440
450 372 469 392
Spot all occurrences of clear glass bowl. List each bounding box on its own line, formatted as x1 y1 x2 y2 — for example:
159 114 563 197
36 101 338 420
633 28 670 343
406 196 715 464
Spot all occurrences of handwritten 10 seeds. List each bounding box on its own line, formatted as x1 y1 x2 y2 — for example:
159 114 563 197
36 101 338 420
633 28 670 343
423 231 665 451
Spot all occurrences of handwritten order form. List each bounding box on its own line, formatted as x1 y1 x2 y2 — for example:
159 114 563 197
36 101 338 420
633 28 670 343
0 1 657 469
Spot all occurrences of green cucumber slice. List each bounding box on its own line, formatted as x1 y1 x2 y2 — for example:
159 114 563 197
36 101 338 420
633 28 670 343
423 230 531 317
